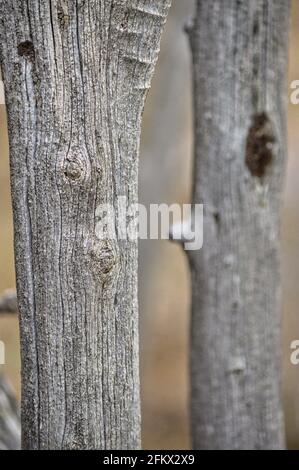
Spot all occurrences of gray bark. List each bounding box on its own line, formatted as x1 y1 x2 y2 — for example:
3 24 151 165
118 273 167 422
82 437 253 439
188 0 290 449
0 374 21 450
0 0 170 449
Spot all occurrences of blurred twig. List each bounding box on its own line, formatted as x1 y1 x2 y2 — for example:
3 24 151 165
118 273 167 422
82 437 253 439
0 290 18 314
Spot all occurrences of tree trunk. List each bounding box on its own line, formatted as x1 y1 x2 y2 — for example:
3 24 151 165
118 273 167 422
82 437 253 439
0 374 21 450
188 0 290 449
0 0 170 449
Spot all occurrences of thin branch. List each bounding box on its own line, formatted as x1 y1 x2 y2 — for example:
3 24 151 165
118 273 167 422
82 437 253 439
0 290 18 314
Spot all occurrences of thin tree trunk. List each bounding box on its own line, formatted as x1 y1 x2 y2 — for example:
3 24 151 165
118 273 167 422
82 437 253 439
0 374 21 450
0 0 170 449
188 0 290 449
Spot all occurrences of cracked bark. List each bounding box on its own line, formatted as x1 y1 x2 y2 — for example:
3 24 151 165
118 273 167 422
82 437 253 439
188 0 290 449
0 0 170 449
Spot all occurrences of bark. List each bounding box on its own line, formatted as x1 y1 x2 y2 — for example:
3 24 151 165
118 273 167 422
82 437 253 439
188 0 290 449
0 0 170 449
0 374 21 450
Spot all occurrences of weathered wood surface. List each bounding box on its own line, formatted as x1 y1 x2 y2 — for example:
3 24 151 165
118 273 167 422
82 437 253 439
188 0 290 449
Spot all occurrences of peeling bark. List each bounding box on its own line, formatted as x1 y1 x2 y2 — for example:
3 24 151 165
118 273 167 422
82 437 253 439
0 0 170 449
188 0 290 449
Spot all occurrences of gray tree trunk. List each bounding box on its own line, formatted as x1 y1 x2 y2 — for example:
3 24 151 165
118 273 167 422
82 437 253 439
0 0 170 449
0 374 21 450
188 0 290 449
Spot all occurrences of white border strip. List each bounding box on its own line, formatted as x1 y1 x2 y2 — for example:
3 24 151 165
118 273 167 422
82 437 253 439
0 80 5 105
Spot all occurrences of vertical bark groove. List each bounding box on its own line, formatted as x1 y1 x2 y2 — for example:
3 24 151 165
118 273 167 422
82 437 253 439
0 0 170 449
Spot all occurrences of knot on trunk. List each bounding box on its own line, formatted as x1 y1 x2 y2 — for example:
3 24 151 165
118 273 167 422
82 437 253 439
63 147 90 184
64 160 83 181
245 112 276 178
17 41 34 62
90 241 120 279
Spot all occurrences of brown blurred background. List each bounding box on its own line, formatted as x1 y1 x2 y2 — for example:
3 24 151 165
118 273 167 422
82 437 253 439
1 0 299 450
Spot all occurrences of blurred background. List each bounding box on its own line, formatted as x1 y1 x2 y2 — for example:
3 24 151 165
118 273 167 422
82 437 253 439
1 0 299 449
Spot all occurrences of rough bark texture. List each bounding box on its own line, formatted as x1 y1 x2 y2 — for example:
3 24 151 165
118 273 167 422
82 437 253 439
0 0 170 449
0 374 21 450
188 0 290 449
